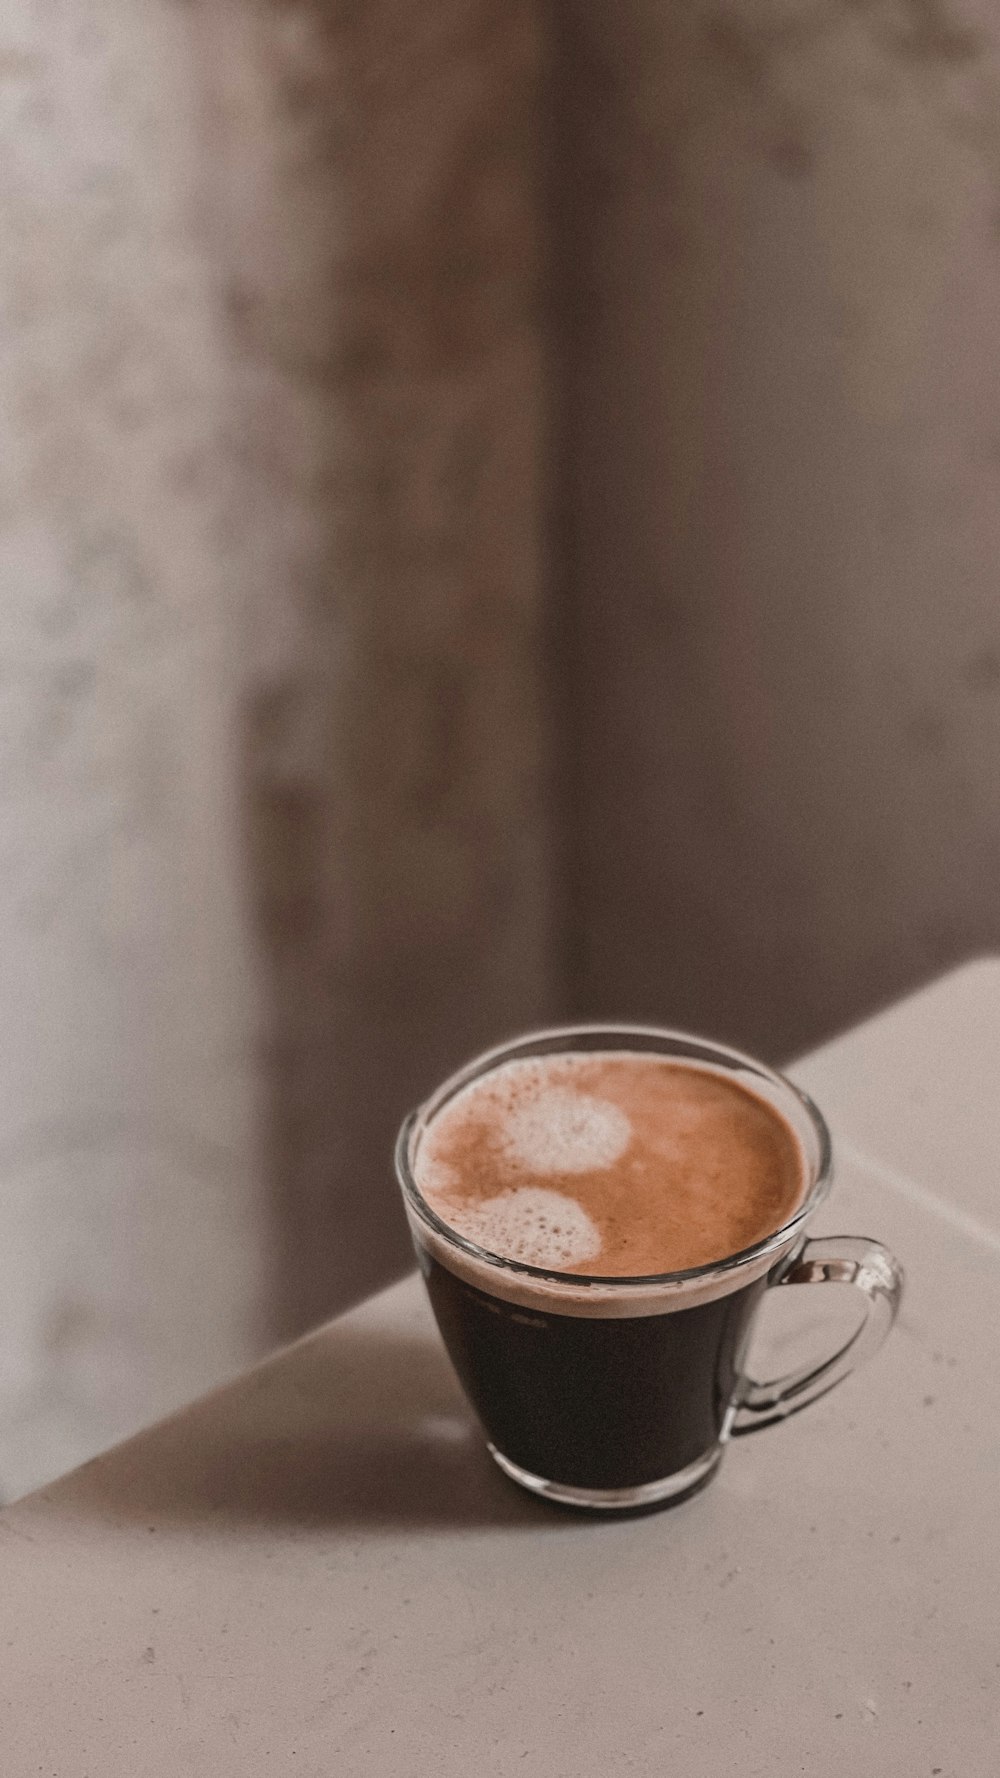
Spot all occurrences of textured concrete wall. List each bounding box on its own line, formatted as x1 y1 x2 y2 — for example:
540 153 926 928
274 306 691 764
557 0 1000 1058
7 0 1000 1503
0 0 551 1498
200 0 553 1339
0 0 264 1499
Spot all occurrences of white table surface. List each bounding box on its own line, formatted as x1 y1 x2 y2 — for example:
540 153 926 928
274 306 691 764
4 960 1000 1775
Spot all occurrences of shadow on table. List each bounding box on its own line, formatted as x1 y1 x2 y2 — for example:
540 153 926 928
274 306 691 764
55 1319 560 1535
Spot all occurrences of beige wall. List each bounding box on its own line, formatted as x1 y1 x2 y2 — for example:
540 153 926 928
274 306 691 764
200 0 553 1339
0 0 551 1499
5 0 1000 1501
558 0 1000 1058
0 0 265 1498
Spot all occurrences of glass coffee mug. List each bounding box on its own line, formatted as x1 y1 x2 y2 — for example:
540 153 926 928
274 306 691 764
395 1026 904 1511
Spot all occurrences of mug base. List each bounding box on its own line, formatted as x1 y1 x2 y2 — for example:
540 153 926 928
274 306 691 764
488 1441 723 1514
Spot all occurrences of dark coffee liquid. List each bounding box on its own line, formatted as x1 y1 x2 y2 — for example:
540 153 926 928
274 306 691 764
422 1251 768 1492
409 1049 808 1497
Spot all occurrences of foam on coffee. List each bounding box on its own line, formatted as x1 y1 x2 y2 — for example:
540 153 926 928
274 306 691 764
414 1051 807 1279
454 1186 602 1271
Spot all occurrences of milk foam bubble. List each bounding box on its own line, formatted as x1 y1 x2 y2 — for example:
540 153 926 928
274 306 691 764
458 1186 601 1269
499 1087 631 1174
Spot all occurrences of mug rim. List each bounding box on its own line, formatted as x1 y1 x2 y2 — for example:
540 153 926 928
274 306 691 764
395 1023 833 1293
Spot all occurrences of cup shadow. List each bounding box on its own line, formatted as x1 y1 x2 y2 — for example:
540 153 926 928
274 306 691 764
58 1317 559 1534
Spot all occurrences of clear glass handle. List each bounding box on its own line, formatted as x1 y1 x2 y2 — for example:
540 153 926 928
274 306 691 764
731 1235 903 1435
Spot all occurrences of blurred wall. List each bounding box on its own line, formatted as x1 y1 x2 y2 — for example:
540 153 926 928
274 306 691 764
5 0 1000 1501
0 0 551 1498
0 0 264 1498
204 0 553 1338
556 0 1000 1057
